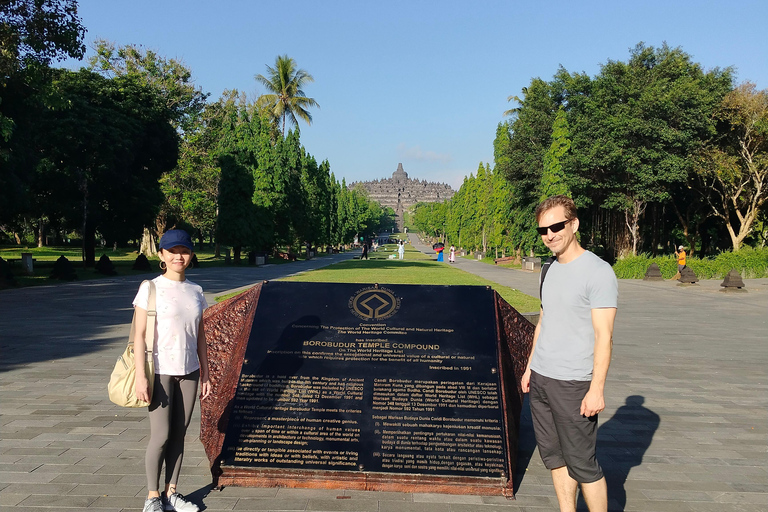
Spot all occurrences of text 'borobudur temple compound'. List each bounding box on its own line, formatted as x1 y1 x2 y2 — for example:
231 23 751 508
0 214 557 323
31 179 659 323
350 163 455 231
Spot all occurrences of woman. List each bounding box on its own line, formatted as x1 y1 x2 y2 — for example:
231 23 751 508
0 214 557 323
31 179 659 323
133 230 210 512
398 240 405 260
449 244 456 263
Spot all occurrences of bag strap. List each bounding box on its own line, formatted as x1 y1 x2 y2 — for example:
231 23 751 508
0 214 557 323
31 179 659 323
539 256 557 308
127 280 156 361
144 280 156 360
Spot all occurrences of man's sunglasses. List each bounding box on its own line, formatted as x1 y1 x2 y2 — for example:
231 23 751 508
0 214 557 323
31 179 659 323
536 219 572 236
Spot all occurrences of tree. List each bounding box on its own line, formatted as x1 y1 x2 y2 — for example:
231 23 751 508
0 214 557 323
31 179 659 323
1 0 86 222
87 40 211 250
694 82 768 250
0 0 85 77
497 78 559 208
87 39 209 132
255 55 319 136
564 43 732 256
216 154 257 264
539 107 571 201
29 69 178 265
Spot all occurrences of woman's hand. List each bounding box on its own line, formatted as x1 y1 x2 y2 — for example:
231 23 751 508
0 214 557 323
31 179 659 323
135 375 151 404
199 375 211 400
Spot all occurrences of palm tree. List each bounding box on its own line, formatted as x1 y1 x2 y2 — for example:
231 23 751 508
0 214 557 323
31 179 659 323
255 55 319 136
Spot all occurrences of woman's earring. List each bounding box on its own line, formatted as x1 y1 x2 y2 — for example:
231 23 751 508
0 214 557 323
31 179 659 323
159 261 167 270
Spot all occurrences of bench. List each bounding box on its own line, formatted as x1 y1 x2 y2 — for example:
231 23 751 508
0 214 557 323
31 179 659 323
275 252 297 261
5 258 37 266
494 256 517 265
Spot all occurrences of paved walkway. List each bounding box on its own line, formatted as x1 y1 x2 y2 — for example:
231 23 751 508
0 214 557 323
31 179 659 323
1 246 766 511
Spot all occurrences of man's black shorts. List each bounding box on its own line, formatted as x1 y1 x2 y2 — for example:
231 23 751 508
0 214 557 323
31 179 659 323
529 370 603 483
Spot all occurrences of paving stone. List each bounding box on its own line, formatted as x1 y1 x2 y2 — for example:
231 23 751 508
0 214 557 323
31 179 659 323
343 489 413 501
306 496 379 511
51 472 123 484
449 504 530 512
232 497 309 510
0 493 28 507
0 471 58 484
413 492 484 503
66 482 144 497
16 492 98 507
641 489 715 501
379 502 448 512
90 495 145 509
213 486 279 498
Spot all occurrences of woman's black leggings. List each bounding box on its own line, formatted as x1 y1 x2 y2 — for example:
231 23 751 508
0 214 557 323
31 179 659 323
145 370 199 492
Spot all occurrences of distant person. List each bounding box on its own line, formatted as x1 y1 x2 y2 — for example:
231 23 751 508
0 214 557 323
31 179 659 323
398 241 405 260
521 195 618 512
133 230 211 512
361 243 368 260
675 245 686 273
449 245 456 263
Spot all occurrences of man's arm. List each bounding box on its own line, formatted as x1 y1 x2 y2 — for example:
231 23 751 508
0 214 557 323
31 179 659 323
521 308 543 393
580 307 617 417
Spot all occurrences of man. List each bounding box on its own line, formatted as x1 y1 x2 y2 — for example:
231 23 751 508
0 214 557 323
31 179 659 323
521 195 618 512
675 245 686 272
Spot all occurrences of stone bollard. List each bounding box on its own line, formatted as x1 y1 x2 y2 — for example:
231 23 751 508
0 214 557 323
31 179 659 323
643 262 663 281
50 255 77 280
95 254 117 275
677 266 699 285
720 269 747 292
132 254 152 271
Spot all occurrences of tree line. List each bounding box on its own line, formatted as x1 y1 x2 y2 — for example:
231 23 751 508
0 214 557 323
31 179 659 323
1 1 393 265
411 43 767 260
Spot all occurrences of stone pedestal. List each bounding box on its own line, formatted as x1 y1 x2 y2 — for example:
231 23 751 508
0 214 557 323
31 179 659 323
643 263 663 281
720 269 747 292
677 266 699 285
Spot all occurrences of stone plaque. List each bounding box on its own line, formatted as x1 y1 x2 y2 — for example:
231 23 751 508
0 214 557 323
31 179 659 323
219 282 506 478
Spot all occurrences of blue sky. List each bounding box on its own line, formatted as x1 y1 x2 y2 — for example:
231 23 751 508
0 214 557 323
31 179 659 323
61 0 768 190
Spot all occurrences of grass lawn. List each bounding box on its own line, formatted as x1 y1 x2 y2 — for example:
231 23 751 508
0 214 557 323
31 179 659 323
274 242 540 313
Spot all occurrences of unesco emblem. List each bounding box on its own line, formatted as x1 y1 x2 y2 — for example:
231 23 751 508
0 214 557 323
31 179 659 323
348 286 401 320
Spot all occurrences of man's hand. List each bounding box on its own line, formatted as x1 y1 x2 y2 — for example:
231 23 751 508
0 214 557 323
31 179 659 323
580 387 605 417
521 368 532 393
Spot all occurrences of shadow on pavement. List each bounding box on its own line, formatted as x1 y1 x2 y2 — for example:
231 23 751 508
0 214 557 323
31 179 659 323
598 395 660 511
515 394 659 512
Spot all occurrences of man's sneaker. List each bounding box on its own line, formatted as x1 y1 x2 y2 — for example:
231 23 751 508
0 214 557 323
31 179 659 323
163 492 200 512
143 497 163 512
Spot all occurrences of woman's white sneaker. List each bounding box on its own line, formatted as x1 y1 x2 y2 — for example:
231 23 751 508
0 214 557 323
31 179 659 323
163 492 199 512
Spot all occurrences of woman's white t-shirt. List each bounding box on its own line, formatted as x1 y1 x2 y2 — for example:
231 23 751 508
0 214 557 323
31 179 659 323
132 275 208 376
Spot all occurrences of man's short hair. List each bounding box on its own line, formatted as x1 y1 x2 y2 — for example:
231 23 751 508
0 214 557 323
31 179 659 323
536 195 577 223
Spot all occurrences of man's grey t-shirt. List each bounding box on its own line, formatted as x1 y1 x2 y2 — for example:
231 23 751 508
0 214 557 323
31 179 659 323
530 250 618 381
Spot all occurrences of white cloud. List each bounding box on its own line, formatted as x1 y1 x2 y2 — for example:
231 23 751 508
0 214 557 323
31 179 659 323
396 143 452 163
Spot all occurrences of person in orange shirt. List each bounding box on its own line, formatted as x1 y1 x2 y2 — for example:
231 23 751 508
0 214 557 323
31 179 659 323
675 245 686 272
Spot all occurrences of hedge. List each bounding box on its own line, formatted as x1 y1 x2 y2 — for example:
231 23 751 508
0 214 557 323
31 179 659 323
612 247 768 279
